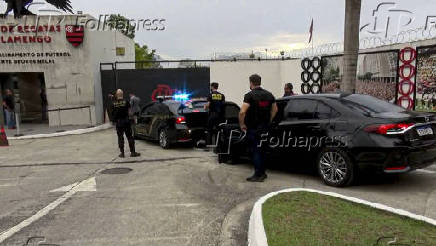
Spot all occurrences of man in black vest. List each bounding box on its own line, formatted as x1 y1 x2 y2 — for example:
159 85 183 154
205 82 225 147
112 89 140 158
239 74 278 182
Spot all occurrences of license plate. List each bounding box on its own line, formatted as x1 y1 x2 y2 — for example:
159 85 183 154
416 126 434 136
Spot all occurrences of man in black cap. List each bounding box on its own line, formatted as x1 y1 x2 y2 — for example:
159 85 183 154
239 74 277 182
112 89 140 158
205 82 225 147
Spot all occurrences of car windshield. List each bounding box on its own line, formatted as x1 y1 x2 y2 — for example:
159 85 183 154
340 94 405 114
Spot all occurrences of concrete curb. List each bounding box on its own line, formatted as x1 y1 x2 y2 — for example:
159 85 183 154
248 188 436 246
7 123 113 140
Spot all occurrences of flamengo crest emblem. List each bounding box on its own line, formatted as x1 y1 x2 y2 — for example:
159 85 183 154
65 25 84 47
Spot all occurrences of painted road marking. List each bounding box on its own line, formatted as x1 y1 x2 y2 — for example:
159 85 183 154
0 178 17 187
50 177 96 192
0 176 97 244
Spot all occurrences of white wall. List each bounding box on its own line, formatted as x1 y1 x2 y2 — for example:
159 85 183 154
89 25 135 124
210 60 302 105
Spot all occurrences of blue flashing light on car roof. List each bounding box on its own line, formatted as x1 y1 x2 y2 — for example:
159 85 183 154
173 93 190 101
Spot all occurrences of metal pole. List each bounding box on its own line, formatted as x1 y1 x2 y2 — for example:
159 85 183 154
0 93 4 126
58 108 61 126
114 62 119 89
88 106 92 126
14 113 23 137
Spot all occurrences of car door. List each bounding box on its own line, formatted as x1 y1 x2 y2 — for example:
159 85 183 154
151 103 173 140
272 99 319 162
311 100 340 151
223 103 240 125
136 102 156 138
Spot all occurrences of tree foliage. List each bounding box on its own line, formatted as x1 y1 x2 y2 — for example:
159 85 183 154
106 14 158 68
106 14 136 39
135 43 159 69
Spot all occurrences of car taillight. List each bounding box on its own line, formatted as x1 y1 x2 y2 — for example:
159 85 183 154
385 166 408 171
364 123 414 135
176 116 186 124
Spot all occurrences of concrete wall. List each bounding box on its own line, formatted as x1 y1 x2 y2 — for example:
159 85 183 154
0 15 134 126
210 60 302 105
88 27 135 125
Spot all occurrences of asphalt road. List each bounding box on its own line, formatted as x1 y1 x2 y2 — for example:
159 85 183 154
0 129 435 246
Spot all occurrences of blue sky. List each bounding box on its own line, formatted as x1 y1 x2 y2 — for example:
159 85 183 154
2 0 436 59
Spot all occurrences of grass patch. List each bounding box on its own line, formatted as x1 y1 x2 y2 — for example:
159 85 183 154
262 192 436 246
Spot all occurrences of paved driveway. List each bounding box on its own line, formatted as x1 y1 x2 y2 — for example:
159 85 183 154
0 129 435 245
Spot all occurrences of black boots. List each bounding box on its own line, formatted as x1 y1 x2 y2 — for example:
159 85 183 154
118 152 140 158
130 152 140 157
246 174 267 182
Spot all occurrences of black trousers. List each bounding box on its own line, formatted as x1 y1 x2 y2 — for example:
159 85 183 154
207 113 223 146
247 126 269 177
116 123 135 153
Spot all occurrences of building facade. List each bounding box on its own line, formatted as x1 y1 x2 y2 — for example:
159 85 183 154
0 15 134 126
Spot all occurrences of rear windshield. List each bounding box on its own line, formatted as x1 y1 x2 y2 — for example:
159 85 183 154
341 94 405 114
188 100 208 109
164 101 182 115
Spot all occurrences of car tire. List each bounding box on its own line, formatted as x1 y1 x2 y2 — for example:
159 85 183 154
317 148 355 187
159 128 171 149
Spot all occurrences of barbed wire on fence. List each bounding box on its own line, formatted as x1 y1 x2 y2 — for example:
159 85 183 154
213 24 436 59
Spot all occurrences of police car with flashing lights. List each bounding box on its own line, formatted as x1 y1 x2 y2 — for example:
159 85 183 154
132 94 240 149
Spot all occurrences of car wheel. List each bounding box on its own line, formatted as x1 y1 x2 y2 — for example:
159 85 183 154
317 148 354 187
159 129 170 149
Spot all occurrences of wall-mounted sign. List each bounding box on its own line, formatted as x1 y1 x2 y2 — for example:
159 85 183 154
116 47 125 56
0 52 72 65
0 24 61 44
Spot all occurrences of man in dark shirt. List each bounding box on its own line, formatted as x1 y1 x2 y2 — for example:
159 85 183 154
205 82 225 146
111 89 140 158
2 89 16 129
239 74 278 182
283 83 296 97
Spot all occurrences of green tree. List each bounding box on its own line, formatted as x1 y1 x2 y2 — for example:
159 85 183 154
135 43 159 69
106 14 136 39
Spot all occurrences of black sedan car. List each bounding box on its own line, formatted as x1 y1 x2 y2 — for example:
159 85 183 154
133 99 240 149
217 93 436 187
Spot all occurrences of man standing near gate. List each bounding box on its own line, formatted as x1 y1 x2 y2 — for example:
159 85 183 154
205 82 225 147
112 89 140 158
239 74 277 182
2 89 16 129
